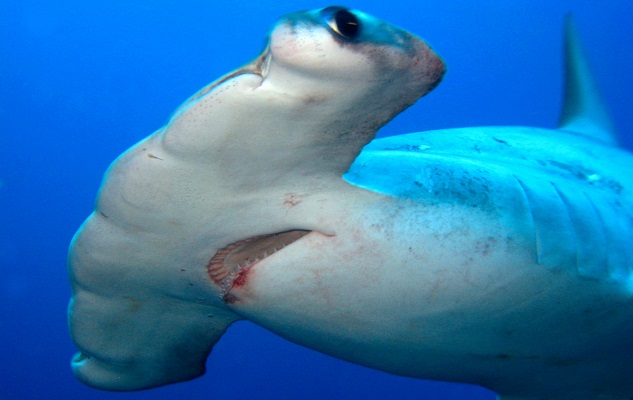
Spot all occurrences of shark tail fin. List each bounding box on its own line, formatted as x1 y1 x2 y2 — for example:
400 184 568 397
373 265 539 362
558 15 618 145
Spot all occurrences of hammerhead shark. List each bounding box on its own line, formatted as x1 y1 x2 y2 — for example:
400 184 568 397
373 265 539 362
68 6 633 399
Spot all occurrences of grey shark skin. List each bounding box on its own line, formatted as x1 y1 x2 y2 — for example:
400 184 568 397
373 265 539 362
67 7 633 400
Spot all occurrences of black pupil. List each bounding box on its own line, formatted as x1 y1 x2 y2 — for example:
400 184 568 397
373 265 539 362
334 9 359 38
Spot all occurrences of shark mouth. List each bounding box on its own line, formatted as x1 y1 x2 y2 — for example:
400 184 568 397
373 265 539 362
207 229 311 301
171 47 271 119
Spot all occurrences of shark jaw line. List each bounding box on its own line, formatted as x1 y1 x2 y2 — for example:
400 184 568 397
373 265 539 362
207 229 312 302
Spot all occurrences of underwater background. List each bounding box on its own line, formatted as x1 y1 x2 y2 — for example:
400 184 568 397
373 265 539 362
1 0 632 399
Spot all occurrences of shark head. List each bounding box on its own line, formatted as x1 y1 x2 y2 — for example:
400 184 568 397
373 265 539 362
68 6 444 391
163 6 444 175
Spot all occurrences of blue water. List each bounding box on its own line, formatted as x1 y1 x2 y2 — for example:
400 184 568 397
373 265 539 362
1 1 632 399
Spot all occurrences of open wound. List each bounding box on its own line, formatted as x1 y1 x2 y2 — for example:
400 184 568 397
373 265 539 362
207 230 311 301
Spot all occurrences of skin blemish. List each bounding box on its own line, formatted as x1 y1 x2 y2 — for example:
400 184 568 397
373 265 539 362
283 193 304 207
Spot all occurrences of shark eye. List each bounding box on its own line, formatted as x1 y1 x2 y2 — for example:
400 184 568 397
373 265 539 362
322 6 360 40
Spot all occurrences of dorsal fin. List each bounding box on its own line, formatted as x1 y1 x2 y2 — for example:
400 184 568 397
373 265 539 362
558 15 618 145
